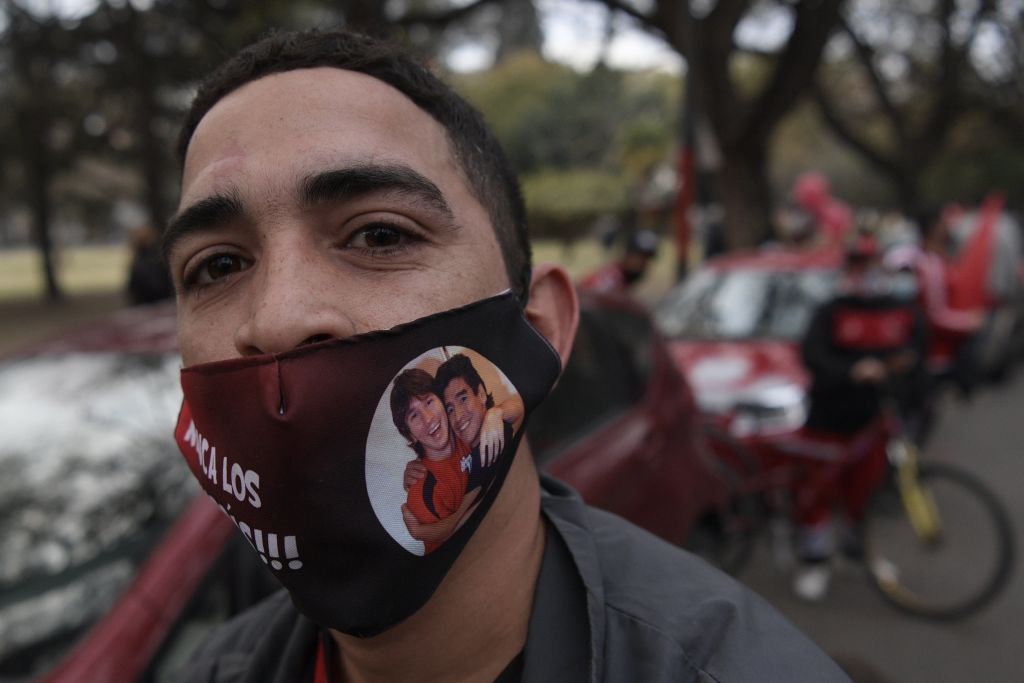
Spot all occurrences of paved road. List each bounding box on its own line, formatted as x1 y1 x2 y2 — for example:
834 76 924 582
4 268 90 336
736 374 1024 683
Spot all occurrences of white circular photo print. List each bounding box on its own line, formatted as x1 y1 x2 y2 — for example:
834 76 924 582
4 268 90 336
365 347 523 556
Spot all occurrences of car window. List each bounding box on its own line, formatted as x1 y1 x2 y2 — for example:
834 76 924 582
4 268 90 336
528 306 651 464
654 268 836 341
0 352 193 679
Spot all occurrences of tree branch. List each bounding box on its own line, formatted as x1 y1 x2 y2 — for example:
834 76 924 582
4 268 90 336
839 14 909 147
736 0 844 149
695 0 752 144
919 0 967 162
396 0 504 28
812 80 906 182
593 0 664 37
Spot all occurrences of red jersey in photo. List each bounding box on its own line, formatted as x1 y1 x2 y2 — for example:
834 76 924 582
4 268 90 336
406 437 472 553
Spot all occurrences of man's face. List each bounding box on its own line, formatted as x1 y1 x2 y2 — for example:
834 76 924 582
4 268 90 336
443 377 488 448
167 67 510 366
404 393 450 457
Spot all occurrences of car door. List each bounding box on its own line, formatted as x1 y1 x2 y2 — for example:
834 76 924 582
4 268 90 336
529 297 715 545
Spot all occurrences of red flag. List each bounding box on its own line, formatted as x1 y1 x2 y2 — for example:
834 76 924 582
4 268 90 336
948 193 1004 310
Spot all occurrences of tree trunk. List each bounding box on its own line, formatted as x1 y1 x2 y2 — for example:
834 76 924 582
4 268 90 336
894 173 920 218
28 144 61 301
137 80 168 229
343 0 391 35
717 147 773 249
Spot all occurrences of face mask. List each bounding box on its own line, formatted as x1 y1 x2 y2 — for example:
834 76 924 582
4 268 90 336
617 268 638 285
842 266 886 296
173 292 561 636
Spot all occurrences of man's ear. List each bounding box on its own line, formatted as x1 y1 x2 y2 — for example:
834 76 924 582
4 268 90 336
524 263 579 368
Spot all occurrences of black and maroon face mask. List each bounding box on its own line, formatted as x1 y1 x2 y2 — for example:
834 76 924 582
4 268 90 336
173 292 561 636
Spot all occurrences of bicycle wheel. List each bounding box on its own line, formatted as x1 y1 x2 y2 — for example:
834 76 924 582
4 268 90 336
863 461 1015 620
687 423 762 575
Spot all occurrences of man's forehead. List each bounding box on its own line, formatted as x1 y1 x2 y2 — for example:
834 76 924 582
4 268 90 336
446 379 470 393
181 66 451 194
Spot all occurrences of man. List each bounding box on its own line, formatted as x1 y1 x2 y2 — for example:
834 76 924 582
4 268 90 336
401 353 523 547
165 28 847 682
409 354 523 482
803 233 928 435
438 353 522 472
126 222 174 304
912 207 987 391
578 228 659 294
390 368 478 554
797 232 928 600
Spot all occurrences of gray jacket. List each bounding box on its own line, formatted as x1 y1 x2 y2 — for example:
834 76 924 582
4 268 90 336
176 475 849 682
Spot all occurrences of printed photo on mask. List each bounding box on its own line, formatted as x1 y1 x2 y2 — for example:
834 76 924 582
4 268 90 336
366 347 524 556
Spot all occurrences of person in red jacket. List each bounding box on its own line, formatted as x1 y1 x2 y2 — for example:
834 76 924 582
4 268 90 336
578 229 658 294
885 209 986 391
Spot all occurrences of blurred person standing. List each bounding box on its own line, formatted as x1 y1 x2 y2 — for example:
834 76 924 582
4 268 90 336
796 232 928 600
791 172 853 246
578 228 659 295
126 223 174 305
885 209 986 393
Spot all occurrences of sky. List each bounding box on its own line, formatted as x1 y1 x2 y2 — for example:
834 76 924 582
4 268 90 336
533 0 683 73
444 2 683 73
445 0 795 74
28 0 686 74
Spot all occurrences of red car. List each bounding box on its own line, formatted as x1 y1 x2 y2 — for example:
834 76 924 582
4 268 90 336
654 247 841 440
529 291 731 547
3 292 727 682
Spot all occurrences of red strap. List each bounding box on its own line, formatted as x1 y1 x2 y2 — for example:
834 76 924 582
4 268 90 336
314 638 329 683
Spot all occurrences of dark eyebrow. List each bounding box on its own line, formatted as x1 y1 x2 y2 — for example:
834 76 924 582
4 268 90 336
162 193 244 262
300 164 455 223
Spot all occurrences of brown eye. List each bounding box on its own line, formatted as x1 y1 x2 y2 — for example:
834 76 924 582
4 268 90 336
204 254 245 281
185 252 250 288
349 223 408 250
207 254 243 278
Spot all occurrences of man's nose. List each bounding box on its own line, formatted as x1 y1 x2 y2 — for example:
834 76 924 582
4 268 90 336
233 246 358 356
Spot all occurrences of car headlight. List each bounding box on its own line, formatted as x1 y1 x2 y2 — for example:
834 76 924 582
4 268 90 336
729 379 808 437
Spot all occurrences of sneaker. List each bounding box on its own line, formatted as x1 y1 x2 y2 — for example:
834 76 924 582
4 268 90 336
792 564 831 602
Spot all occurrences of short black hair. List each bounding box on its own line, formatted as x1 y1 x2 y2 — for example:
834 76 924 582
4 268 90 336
390 368 437 455
176 28 531 301
435 353 493 409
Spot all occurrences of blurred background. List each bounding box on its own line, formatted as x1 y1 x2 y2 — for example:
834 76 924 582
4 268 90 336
0 1 1022 682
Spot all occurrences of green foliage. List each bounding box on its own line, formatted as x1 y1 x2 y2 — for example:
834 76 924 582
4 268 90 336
619 119 672 180
453 52 677 241
453 52 580 172
772 101 896 207
453 52 677 177
922 112 1024 207
520 169 628 240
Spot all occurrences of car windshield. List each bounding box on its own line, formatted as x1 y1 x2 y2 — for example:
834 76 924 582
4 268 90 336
654 267 837 341
0 351 194 678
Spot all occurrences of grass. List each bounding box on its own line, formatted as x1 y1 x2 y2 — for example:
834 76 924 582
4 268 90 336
0 245 132 355
0 245 131 300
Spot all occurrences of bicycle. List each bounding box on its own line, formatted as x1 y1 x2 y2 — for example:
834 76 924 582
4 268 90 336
695 399 1015 621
